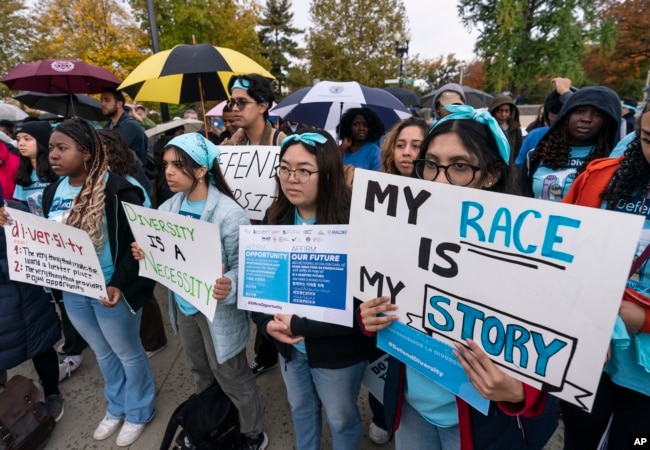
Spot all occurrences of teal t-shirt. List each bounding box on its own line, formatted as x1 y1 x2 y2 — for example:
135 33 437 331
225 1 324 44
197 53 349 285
404 366 459 427
13 170 54 217
292 209 317 354
531 146 592 202
173 197 206 316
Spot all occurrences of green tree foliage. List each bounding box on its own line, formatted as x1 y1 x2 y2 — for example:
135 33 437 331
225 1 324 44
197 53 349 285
24 0 148 81
0 0 33 94
258 0 303 94
305 0 408 87
458 0 601 101
128 0 268 66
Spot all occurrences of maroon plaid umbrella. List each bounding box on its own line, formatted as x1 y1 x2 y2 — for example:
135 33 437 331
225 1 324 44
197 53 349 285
1 59 120 94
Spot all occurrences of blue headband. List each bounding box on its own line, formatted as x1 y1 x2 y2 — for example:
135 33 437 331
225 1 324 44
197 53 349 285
281 132 328 150
165 133 221 170
231 78 250 93
432 104 510 164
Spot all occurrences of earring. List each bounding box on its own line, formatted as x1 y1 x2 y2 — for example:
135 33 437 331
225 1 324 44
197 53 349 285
487 181 493 187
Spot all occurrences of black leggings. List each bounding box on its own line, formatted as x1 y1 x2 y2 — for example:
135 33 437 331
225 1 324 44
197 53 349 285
32 347 60 398
561 372 650 450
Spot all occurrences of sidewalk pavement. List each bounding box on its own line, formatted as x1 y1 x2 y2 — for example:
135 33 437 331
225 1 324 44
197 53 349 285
9 284 564 449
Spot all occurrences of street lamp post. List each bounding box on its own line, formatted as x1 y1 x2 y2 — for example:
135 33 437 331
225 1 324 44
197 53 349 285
394 32 411 88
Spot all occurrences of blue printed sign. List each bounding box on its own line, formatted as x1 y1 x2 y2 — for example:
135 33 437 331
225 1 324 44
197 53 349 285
238 225 353 326
348 169 644 412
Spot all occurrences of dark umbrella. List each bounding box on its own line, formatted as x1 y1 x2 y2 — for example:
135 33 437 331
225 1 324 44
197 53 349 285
14 91 105 121
1 59 120 94
382 87 421 108
421 85 494 109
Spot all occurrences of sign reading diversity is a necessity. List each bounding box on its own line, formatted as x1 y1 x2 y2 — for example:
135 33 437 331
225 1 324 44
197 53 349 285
218 145 280 221
4 207 107 300
347 169 644 413
238 225 352 327
123 202 222 321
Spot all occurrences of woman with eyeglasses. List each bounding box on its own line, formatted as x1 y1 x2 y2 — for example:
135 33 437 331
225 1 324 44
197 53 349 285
359 106 557 450
252 130 374 450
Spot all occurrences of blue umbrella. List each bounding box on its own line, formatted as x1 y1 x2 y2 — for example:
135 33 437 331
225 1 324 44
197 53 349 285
270 81 411 132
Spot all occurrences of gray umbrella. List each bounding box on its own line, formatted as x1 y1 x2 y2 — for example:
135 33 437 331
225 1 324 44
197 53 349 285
0 102 29 121
382 87 421 108
421 86 494 109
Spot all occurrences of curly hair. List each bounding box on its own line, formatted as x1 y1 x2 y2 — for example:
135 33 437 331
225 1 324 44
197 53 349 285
97 129 140 181
267 130 351 225
337 108 385 143
602 110 650 209
55 119 108 252
381 117 427 175
531 108 616 175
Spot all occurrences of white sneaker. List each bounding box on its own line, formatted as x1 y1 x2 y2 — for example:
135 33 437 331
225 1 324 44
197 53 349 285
58 355 82 382
116 421 146 447
369 422 390 444
56 342 65 354
93 416 122 441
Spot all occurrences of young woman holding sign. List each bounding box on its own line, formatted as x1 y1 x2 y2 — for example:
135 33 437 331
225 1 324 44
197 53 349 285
559 104 650 449
359 106 557 450
40 118 156 447
252 131 374 450
130 133 268 450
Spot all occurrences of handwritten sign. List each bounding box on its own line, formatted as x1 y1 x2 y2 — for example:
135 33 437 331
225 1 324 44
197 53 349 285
4 207 107 299
123 202 222 321
238 225 353 326
348 169 644 412
218 145 280 221
362 353 390 403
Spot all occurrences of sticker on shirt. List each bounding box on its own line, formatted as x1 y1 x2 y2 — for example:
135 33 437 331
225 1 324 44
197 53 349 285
539 168 576 201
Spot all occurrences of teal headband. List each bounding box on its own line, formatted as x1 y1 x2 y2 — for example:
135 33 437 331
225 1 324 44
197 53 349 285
622 103 639 112
165 133 221 170
231 77 250 93
433 104 510 164
281 132 328 150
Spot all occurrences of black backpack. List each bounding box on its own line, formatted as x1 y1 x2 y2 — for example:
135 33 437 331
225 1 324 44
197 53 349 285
159 383 241 450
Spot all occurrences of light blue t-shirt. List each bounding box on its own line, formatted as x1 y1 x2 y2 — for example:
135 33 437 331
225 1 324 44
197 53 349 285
603 193 650 395
609 131 635 158
531 146 592 202
343 141 382 171
49 177 114 282
173 197 206 316
292 209 317 354
13 170 54 217
405 366 459 427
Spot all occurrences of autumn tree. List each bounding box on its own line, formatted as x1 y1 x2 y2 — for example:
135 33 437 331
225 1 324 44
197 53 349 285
582 0 650 98
305 0 408 87
128 0 267 67
24 0 148 81
0 1 34 95
458 0 603 101
412 55 465 93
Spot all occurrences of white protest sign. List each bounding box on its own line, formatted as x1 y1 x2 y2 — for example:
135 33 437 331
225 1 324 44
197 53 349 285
122 202 221 321
4 207 107 300
218 145 280 221
348 169 644 412
362 353 390 403
238 224 353 327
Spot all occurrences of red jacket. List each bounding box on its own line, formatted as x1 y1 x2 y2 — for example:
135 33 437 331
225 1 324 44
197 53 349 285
0 141 19 201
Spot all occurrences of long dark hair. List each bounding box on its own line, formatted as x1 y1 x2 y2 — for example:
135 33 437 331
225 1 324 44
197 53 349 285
419 119 514 194
15 133 57 187
267 130 351 225
97 129 142 183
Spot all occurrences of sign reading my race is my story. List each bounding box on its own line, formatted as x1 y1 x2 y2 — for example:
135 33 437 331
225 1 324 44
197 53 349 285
238 225 352 327
4 207 107 300
122 202 222 322
348 169 644 413
218 145 280 221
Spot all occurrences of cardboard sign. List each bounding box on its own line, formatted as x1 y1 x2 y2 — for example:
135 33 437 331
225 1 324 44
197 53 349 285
348 169 644 412
123 202 222 321
218 145 280 221
4 207 107 300
238 224 353 327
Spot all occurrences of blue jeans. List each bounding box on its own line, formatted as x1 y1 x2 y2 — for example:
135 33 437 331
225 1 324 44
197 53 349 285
64 292 155 424
280 347 367 450
395 398 460 450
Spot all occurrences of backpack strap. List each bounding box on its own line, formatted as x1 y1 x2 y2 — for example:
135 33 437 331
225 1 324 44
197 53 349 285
630 243 650 279
272 128 281 146
159 400 187 450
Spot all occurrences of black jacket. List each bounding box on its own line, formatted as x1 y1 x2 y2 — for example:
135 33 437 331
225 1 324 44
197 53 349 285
251 207 374 369
42 173 155 311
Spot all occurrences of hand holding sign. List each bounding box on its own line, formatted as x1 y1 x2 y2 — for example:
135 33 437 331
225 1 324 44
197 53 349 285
266 316 303 345
212 265 232 301
359 296 398 332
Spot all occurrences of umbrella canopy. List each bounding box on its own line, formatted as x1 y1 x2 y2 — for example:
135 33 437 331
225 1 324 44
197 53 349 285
14 91 105 121
0 103 28 121
270 81 412 131
206 100 228 117
382 87 421 108
421 85 494 109
1 59 120 94
118 44 274 104
145 118 204 139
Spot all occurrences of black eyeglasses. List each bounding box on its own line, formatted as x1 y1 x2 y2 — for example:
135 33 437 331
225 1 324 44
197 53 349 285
413 159 481 186
227 99 257 110
275 166 319 183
